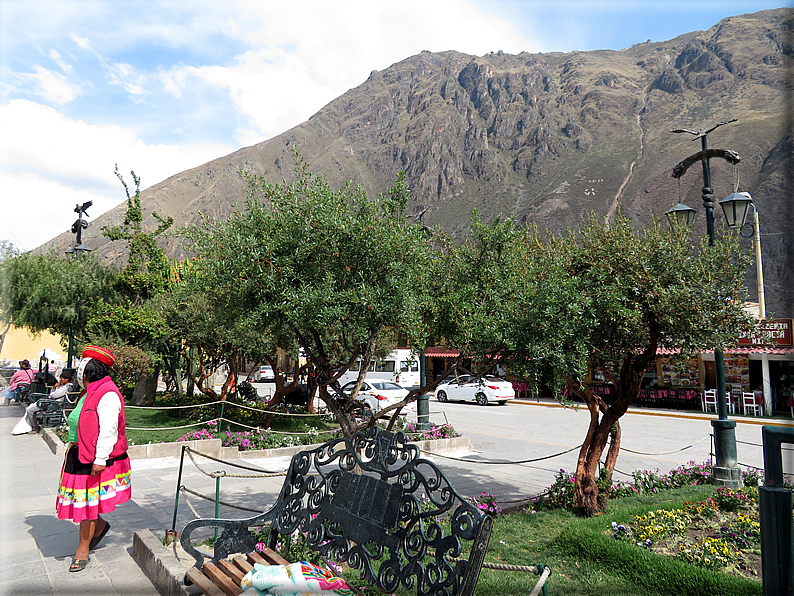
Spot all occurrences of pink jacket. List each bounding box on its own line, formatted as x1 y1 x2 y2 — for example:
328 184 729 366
9 368 35 390
78 376 128 465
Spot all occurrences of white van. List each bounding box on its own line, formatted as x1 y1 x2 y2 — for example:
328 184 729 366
337 348 421 389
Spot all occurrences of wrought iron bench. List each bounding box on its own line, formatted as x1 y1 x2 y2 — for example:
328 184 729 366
181 426 548 595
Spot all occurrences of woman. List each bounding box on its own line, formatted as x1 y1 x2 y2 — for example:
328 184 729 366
1 359 35 404
56 346 132 572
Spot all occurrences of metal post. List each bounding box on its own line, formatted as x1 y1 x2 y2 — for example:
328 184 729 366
751 205 774 416
694 129 740 488
214 473 221 542
170 445 187 533
417 352 430 430
759 426 794 595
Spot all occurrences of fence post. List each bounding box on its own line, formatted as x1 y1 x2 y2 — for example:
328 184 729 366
168 445 187 538
214 473 222 541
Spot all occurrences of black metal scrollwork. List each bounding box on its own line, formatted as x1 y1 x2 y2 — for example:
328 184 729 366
181 427 492 596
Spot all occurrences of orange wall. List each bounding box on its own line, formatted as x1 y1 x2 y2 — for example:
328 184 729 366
1 326 66 366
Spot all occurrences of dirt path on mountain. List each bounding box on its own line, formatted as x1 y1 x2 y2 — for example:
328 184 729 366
606 93 648 223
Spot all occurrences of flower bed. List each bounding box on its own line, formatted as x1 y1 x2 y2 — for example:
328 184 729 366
608 487 763 579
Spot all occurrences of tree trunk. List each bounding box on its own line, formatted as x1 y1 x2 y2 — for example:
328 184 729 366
131 369 158 406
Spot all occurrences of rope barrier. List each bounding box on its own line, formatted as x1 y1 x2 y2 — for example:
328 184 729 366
126 418 222 431
127 399 330 417
185 447 288 479
180 485 266 514
619 434 710 456
182 489 203 519
428 444 582 465
126 401 224 410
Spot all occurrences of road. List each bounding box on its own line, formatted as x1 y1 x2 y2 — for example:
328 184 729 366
418 397 790 506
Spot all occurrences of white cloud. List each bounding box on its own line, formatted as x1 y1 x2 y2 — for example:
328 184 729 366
162 0 531 144
0 100 235 251
25 66 81 104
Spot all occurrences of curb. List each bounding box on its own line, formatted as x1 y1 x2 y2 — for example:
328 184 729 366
39 433 471 460
132 529 193 596
510 399 794 428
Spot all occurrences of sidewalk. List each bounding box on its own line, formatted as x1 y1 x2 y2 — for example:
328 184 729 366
1 398 789 595
0 404 160 596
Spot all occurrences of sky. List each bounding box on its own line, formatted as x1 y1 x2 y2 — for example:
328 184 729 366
0 0 787 252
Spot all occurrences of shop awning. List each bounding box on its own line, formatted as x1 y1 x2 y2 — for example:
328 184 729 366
424 347 461 358
657 346 794 356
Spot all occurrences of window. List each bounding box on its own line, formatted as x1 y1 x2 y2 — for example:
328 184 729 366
400 360 419 372
375 360 395 373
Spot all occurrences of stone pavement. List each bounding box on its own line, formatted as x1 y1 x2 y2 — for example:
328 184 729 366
1 398 790 595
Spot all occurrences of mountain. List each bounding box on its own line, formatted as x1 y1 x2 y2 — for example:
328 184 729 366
39 8 793 316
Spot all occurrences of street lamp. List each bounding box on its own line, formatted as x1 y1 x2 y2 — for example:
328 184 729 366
65 201 93 367
669 119 742 489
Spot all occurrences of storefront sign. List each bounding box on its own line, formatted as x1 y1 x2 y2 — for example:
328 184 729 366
738 319 793 346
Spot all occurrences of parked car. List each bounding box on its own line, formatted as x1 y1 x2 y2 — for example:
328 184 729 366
435 375 513 405
258 365 275 382
339 380 415 413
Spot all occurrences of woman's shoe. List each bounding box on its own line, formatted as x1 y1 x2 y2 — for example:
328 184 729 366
69 557 89 572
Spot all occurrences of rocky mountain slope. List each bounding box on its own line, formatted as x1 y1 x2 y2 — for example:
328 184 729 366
40 8 793 315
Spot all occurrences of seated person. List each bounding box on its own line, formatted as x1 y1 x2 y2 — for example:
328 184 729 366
1 360 36 405
12 369 75 435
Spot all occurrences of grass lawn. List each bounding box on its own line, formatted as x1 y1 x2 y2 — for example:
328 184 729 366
123 405 337 447
339 485 762 596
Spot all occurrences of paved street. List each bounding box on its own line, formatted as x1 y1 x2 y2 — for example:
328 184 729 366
1 397 791 595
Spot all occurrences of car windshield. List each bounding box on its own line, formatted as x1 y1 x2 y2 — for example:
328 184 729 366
483 376 504 382
372 382 402 390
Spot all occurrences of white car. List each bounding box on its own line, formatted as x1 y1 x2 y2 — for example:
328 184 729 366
339 380 415 413
435 375 513 405
258 365 275 382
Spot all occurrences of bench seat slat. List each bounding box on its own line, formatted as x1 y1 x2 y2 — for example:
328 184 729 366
231 553 254 575
185 567 226 596
260 547 290 566
218 558 246 585
203 561 243 596
247 551 270 566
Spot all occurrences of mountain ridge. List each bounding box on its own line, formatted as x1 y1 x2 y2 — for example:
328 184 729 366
38 8 793 315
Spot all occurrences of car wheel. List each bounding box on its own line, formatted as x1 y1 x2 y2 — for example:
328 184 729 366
476 393 488 406
437 390 448 402
498 400 508 406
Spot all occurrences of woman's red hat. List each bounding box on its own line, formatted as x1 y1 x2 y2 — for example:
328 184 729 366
82 345 115 367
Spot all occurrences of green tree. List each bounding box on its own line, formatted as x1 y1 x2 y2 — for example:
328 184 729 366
0 240 21 355
0 250 117 350
184 153 444 437
95 167 175 404
496 212 755 516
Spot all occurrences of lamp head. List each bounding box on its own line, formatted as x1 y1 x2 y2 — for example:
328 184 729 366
719 192 753 228
666 203 697 226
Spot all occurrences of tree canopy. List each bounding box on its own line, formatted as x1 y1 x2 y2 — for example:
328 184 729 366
183 153 442 437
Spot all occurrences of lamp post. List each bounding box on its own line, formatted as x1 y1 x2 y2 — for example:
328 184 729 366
668 119 742 488
65 201 93 367
719 193 773 416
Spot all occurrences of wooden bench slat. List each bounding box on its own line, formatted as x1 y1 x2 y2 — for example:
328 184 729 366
260 547 290 566
231 553 254 575
218 558 246 585
247 551 270 566
203 561 243 596
185 567 226 596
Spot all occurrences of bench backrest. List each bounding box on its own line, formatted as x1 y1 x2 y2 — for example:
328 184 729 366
182 426 492 596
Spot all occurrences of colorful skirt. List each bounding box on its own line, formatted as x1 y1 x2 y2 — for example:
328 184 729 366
56 444 132 522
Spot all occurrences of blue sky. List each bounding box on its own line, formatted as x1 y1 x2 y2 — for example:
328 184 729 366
0 0 787 251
